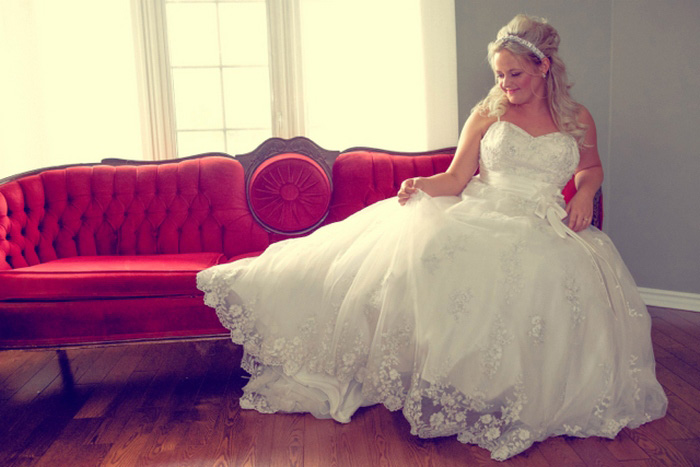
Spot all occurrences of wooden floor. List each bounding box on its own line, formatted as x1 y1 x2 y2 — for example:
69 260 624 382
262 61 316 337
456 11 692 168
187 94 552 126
1 306 699 467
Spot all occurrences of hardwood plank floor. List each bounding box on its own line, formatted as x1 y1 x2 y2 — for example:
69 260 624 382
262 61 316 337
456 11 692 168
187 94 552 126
0 306 698 466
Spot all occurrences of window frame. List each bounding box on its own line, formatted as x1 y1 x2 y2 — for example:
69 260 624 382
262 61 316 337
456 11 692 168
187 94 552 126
132 0 304 160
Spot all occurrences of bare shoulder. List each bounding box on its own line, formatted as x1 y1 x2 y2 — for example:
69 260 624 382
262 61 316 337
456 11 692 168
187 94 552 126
576 105 596 127
464 110 498 139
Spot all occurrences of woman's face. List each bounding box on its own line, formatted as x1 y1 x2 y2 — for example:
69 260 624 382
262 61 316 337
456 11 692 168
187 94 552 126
493 49 545 106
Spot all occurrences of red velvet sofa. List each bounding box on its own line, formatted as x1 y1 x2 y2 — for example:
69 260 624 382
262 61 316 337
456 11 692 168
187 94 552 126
0 137 601 349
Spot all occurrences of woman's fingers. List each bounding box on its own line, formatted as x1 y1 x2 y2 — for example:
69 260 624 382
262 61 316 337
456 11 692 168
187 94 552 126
398 178 418 205
568 212 591 232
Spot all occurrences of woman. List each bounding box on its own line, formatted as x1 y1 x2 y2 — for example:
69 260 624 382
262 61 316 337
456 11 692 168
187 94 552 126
198 14 667 461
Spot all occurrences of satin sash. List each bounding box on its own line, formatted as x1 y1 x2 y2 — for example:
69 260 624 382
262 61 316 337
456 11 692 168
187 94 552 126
478 170 625 318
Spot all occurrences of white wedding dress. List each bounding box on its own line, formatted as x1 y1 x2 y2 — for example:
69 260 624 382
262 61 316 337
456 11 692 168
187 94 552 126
197 120 667 461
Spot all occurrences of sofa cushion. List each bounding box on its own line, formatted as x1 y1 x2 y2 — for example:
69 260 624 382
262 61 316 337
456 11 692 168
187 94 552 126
0 295 227 348
0 253 224 301
247 153 332 234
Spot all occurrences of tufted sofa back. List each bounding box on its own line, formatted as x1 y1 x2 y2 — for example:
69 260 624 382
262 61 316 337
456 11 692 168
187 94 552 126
327 148 455 223
0 156 270 270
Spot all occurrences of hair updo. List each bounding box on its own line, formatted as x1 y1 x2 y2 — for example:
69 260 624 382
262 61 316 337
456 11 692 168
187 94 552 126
474 14 588 147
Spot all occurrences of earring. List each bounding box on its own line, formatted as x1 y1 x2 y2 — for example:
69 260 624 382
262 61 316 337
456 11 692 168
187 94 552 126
542 72 547 79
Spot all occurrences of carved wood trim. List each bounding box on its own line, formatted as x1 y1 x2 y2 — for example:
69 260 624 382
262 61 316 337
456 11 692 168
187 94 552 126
340 145 457 157
235 136 339 180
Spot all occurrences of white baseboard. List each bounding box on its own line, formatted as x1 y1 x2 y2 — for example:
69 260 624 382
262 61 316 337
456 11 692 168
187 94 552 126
638 287 700 313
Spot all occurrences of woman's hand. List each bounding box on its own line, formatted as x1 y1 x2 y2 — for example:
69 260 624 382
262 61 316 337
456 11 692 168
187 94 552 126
398 177 424 206
565 191 594 232
396 111 486 207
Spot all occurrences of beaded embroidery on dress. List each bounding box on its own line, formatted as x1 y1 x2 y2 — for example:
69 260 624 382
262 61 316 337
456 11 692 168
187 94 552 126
197 121 667 461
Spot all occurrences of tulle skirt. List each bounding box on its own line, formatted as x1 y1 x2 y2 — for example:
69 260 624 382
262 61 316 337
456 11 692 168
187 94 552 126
197 178 667 460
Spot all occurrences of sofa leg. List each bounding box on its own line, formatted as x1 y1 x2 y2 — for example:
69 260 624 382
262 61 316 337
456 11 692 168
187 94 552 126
56 349 75 390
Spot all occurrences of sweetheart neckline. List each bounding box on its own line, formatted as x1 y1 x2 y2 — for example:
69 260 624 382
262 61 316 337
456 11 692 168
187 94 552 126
489 120 566 139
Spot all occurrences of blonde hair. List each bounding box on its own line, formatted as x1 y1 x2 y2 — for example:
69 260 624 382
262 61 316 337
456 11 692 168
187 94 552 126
473 14 588 147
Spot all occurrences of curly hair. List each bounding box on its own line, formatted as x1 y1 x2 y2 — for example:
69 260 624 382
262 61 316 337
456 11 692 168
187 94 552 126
473 14 588 147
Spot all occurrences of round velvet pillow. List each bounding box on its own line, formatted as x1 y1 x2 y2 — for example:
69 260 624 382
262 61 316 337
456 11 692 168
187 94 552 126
247 153 332 235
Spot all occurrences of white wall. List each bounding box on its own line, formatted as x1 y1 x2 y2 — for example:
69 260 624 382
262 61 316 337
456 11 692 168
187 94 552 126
301 0 458 152
454 0 700 297
0 0 144 178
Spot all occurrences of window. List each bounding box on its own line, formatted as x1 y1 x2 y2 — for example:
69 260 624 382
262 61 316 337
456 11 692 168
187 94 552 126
134 0 458 160
134 0 303 159
165 0 273 156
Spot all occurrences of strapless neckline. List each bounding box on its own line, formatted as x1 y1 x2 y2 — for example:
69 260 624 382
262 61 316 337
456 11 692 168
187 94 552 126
488 120 566 140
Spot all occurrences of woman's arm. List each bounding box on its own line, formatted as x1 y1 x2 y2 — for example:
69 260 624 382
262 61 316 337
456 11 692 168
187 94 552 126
566 106 604 231
397 111 490 205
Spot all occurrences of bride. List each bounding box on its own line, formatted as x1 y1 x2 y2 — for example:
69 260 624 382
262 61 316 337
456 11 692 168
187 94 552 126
197 14 667 461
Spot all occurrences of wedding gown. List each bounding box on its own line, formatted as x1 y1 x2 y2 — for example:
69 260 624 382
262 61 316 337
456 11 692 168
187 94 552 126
197 120 667 461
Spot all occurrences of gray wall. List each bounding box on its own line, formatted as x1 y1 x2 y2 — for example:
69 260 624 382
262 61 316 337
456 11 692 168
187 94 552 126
455 0 700 295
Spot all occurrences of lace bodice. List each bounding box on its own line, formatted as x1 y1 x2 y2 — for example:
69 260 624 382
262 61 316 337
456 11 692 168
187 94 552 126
479 121 580 189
